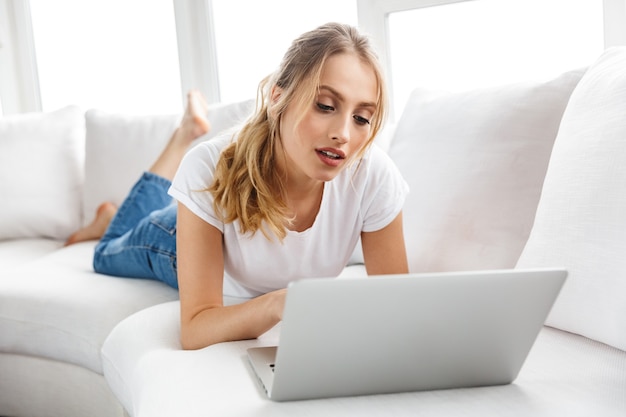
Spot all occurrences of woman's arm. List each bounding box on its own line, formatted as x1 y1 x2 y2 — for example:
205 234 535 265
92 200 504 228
361 211 409 275
176 202 286 350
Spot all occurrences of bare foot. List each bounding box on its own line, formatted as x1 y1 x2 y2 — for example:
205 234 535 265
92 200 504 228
64 202 118 246
175 90 211 146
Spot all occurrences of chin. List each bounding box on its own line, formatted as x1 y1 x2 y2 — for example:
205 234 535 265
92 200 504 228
309 162 347 182
316 171 341 182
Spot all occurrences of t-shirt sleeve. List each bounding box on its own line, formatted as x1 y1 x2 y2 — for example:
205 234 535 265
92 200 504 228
168 137 230 232
360 145 410 233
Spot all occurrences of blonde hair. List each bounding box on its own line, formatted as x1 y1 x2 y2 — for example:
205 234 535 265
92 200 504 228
209 22 388 241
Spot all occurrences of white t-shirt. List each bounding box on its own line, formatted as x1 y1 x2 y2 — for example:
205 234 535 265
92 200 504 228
169 134 409 298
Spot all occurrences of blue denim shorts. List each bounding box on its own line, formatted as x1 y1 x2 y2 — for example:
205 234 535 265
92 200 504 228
93 172 179 289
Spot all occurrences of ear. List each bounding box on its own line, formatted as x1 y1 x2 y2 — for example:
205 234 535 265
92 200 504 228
270 85 283 103
269 85 283 119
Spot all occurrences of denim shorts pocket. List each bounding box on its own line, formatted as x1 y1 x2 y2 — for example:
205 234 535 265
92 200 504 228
149 204 177 235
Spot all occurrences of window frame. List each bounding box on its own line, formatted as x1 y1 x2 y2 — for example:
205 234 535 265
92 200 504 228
0 0 41 114
356 0 626 117
0 0 624 115
173 0 220 105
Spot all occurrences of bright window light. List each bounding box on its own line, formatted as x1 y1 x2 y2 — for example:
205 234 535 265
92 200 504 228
388 0 604 114
29 0 182 114
212 0 358 103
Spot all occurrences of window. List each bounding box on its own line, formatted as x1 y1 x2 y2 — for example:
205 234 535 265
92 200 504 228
29 0 182 114
211 0 358 103
387 0 604 115
3 0 616 117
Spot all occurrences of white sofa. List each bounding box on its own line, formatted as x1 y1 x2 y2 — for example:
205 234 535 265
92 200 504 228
2 47 626 417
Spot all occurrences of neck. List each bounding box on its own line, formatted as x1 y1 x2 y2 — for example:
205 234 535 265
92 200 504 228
285 177 324 201
284 181 324 232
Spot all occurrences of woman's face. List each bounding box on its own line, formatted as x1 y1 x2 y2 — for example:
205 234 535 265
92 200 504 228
277 52 378 186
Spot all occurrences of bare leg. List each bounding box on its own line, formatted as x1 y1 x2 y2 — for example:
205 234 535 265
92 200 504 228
64 90 211 246
149 90 211 180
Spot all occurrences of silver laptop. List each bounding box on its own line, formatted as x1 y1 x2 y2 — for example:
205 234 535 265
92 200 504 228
247 268 567 402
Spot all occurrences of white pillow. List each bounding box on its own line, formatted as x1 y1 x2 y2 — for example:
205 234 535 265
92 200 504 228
388 68 584 273
516 47 626 351
0 106 84 240
83 99 254 225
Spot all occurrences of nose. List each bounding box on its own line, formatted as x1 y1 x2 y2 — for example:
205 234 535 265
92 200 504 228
330 113 351 144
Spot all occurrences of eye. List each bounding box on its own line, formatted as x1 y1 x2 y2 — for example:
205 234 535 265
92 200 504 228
316 102 334 112
353 115 371 126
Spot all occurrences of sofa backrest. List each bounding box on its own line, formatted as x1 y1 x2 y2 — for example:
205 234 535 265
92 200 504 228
388 68 584 273
82 100 254 226
516 47 626 352
0 106 85 241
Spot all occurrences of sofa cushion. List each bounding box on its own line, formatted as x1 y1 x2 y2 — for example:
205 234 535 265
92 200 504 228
516 47 626 351
0 241 179 374
388 68 584 272
0 106 84 240
0 238 63 273
102 301 626 417
82 99 254 226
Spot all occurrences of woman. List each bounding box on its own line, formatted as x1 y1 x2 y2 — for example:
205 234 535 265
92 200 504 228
67 23 409 350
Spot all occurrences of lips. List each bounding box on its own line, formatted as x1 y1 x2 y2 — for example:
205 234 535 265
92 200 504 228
316 147 346 159
318 149 342 159
316 148 346 167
